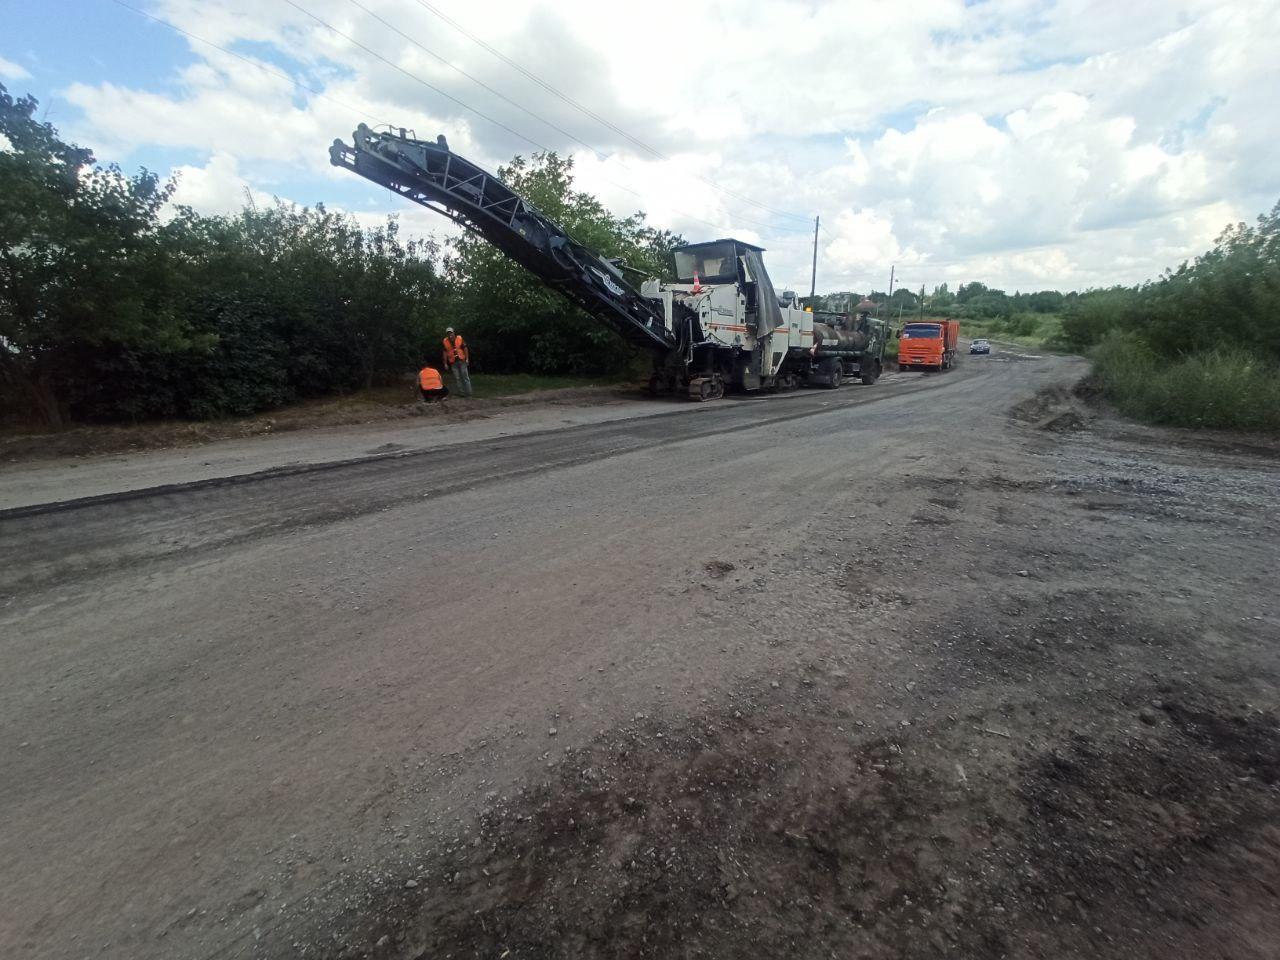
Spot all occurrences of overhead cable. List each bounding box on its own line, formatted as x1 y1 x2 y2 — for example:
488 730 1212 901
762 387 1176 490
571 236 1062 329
404 0 815 225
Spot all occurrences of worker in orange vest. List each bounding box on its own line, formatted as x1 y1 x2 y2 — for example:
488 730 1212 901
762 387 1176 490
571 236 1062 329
418 362 449 402
441 326 472 398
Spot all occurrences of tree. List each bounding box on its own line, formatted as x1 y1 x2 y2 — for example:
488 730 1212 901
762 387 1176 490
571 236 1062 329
955 281 988 304
0 83 186 425
1058 200 1280 358
445 152 684 375
886 286 919 312
165 202 443 395
1022 289 1064 314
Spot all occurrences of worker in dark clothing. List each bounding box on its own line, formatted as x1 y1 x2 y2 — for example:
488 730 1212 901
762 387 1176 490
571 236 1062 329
418 363 449 402
441 326 472 397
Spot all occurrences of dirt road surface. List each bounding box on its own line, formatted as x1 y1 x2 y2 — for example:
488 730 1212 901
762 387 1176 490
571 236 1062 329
0 389 667 511
3 352 1278 959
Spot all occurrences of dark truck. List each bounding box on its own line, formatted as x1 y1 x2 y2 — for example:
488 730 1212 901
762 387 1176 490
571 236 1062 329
807 305 889 387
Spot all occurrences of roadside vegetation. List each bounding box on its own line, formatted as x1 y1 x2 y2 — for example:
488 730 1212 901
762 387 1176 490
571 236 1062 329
1090 332 1280 432
0 84 676 429
819 204 1280 434
958 312 1063 348
5 78 1275 435
1063 203 1280 432
813 284 1067 350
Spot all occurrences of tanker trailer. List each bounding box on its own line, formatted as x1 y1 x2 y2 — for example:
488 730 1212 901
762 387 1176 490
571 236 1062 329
805 309 887 387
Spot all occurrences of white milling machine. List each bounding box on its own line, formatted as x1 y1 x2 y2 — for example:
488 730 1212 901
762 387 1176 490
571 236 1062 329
330 125 887 400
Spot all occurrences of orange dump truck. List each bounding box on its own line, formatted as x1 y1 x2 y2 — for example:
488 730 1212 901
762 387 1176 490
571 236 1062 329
898 318 959 371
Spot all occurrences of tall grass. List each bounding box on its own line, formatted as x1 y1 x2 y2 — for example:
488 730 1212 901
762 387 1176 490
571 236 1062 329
963 312 1064 347
902 311 1063 348
1092 331 1280 432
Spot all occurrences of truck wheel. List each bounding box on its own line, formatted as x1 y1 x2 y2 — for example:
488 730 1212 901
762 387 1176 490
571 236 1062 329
817 357 841 389
860 359 880 385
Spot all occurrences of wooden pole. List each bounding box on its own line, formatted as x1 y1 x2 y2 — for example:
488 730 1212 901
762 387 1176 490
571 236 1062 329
809 215 820 298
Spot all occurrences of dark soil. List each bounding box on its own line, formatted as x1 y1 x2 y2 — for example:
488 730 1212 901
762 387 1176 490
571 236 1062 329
310 605 1280 959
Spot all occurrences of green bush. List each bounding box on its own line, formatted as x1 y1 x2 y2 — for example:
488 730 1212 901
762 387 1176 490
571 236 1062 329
445 152 684 377
1 80 451 425
1092 330 1280 432
1061 202 1280 360
954 312 1062 348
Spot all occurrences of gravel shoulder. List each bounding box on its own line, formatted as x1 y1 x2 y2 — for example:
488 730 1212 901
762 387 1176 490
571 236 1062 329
3 353 1277 960
0 390 693 511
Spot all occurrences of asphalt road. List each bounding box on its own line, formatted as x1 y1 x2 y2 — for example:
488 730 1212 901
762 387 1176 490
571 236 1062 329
1 354 1078 959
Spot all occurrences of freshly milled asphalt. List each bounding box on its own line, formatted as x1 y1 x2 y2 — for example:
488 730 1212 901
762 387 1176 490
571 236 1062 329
0 367 972 594
0 353 1078 959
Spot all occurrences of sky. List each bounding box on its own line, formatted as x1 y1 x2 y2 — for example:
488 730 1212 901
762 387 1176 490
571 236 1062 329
3 0 1279 295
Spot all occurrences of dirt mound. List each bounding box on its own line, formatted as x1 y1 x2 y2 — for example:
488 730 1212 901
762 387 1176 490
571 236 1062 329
1040 408 1086 432
1009 382 1090 432
703 559 737 579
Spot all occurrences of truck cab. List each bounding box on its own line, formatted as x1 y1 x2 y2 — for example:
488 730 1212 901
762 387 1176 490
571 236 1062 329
898 318 959 371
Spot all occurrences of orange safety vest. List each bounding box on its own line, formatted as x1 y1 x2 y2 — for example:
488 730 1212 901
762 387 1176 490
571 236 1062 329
442 334 469 365
419 366 443 390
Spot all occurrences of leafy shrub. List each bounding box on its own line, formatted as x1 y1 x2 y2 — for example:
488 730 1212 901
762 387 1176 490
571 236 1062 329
1063 202 1280 362
445 152 684 377
1092 330 1280 432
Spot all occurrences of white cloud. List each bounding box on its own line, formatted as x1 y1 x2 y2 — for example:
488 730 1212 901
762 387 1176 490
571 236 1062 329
49 0 1280 293
826 209 922 278
165 151 459 247
0 56 32 81
167 152 274 215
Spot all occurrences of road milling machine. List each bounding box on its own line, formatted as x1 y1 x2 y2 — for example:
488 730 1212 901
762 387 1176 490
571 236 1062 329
330 125 887 400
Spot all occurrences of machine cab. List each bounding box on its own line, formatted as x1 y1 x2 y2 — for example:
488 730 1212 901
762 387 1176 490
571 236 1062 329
671 239 771 333
671 239 757 287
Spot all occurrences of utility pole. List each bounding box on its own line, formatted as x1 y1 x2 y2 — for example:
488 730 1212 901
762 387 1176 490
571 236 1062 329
809 215 820 299
919 284 925 321
885 265 895 320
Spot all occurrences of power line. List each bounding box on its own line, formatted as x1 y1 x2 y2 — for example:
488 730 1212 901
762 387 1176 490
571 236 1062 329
342 0 600 158
405 0 815 226
336 0 808 235
339 0 810 235
108 0 393 128
408 0 659 160
339 0 800 235
111 0 807 245
284 0 550 152
287 0 804 238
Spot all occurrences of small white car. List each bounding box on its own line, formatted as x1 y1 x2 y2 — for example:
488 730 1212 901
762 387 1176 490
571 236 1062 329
970 338 991 355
